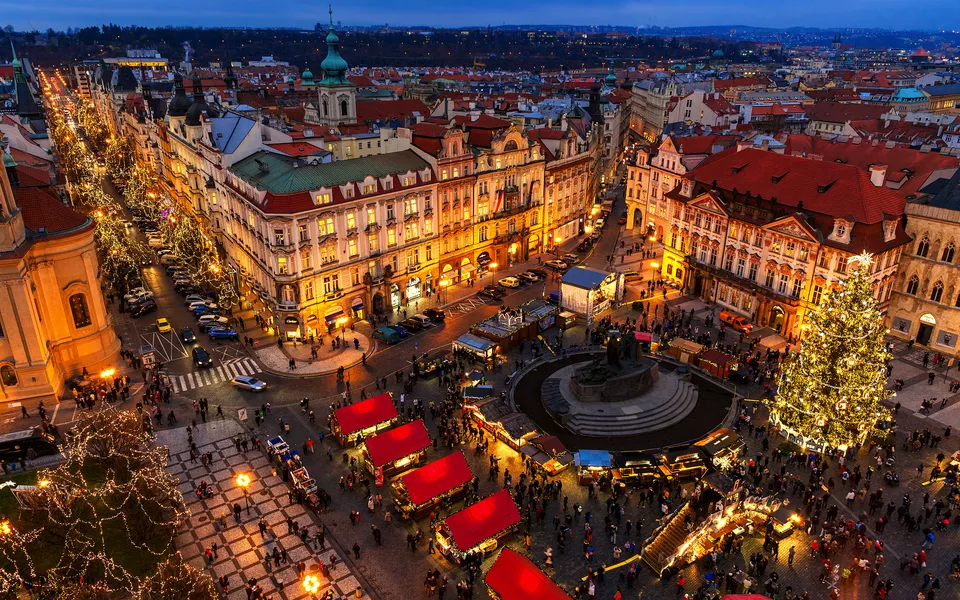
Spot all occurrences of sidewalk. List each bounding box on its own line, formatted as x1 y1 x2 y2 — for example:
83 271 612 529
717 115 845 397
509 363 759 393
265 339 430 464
160 419 371 600
255 331 373 376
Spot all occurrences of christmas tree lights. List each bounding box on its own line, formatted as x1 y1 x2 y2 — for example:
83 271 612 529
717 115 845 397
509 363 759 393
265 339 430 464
770 253 893 451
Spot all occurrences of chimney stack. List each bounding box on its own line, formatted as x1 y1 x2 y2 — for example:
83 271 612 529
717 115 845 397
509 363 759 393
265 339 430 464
869 164 887 187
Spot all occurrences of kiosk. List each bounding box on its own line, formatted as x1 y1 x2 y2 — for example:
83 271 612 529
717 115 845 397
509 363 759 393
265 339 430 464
484 548 572 600
575 450 613 485
667 338 705 364
695 428 746 470
612 451 662 485
520 435 573 476
658 448 708 480
698 350 739 380
393 451 474 520
362 419 431 483
435 489 521 563
330 392 398 447
453 333 499 363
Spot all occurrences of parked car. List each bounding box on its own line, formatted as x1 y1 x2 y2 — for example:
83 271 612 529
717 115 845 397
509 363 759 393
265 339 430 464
562 253 579 264
147 238 165 249
181 327 196 343
192 346 213 368
409 314 432 328
208 327 239 341
544 260 569 271
156 318 172 333
499 276 521 288
373 327 401 344
191 304 217 316
399 318 423 331
519 272 539 284
231 376 267 392
159 254 180 266
184 294 207 306
577 240 592 252
478 289 500 301
422 308 446 322
130 299 157 318
623 271 642 282
198 315 231 331
385 325 409 338
123 287 149 302
594 218 605 229
529 267 548 279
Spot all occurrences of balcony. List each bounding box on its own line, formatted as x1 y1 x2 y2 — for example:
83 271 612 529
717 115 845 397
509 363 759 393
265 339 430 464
404 211 420 222
324 289 344 301
277 301 299 313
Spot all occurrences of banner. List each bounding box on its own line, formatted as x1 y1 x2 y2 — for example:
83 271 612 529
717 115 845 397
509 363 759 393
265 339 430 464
375 466 384 487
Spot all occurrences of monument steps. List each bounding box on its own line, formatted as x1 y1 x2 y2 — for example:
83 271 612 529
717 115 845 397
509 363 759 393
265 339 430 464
564 381 698 437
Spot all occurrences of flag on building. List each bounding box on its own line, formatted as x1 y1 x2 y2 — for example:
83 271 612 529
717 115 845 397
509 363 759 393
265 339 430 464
494 189 504 213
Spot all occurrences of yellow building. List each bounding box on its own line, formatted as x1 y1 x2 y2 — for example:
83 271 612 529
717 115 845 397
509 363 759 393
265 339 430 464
0 159 119 401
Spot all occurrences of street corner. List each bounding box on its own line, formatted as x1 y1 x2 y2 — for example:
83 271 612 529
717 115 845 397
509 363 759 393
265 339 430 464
254 332 373 377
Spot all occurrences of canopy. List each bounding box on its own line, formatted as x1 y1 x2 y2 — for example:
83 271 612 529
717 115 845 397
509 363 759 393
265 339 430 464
531 435 567 457
445 489 520 551
575 450 612 468
454 333 495 354
485 548 571 600
334 393 397 436
634 331 654 342
670 338 704 354
364 419 431 467
700 349 736 367
561 266 610 290
399 451 473 506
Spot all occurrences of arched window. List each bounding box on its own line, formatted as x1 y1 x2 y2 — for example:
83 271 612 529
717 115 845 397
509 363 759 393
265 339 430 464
340 100 348 117
942 242 955 263
478 225 488 242
932 281 944 303
69 293 92 328
322 99 328 117
917 236 930 257
0 365 17 387
906 275 920 295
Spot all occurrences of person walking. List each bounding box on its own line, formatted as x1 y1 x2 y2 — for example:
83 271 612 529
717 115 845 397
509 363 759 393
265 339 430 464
353 542 362 559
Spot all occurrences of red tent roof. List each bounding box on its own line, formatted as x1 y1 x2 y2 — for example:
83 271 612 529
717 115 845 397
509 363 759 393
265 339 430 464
399 451 473 506
333 393 397 436
700 349 736 367
364 419 431 467
485 548 571 600
445 489 520 551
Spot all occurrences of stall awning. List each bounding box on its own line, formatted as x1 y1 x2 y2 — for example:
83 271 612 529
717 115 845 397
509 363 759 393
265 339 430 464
463 385 493 401
575 450 613 468
634 331 653 342
325 306 345 323
351 297 365 312
485 548 572 600
445 489 520 551
399 451 473 506
363 419 431 468
670 338 705 354
700 349 736 367
532 435 568 458
461 264 476 274
453 333 495 354
333 393 397 436
695 428 744 457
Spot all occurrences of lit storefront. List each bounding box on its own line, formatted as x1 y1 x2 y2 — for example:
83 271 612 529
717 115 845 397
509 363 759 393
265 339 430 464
283 315 301 340
361 419 431 484
406 276 422 302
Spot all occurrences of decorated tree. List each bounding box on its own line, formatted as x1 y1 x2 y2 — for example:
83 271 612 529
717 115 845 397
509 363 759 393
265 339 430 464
138 554 217 600
770 253 892 451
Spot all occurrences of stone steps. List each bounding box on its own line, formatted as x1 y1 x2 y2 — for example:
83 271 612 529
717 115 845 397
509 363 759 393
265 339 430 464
565 381 698 437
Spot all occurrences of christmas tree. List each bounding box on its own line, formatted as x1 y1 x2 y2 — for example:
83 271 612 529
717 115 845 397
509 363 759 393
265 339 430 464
771 253 892 451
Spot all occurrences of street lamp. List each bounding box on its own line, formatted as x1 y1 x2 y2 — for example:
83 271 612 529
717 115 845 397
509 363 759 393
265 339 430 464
302 574 322 596
0 519 11 535
439 279 449 305
650 261 659 286
554 236 562 257
335 316 349 343
489 262 498 282
236 473 252 514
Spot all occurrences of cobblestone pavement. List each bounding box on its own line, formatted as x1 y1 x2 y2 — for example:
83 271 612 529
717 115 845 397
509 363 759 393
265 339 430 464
158 420 370 600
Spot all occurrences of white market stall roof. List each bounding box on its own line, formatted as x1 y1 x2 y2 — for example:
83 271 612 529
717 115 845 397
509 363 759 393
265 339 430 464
561 266 612 291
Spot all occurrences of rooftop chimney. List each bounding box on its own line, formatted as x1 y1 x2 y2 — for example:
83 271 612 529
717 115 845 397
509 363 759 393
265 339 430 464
869 164 887 187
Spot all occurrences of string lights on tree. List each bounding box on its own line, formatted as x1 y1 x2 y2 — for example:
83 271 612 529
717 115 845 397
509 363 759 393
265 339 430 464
770 252 893 451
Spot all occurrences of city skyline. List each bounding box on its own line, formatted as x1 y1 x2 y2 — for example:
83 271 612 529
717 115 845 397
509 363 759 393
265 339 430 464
1 0 957 33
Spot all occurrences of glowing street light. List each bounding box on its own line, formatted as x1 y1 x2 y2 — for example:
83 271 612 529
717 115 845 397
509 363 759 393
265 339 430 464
650 261 660 285
0 520 11 535
99 368 116 379
236 473 252 513
302 574 322 595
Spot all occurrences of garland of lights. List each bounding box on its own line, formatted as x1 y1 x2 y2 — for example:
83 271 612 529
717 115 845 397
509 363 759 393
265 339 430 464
769 252 892 450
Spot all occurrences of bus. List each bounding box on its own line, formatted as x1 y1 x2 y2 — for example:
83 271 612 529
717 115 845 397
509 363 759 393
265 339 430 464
0 428 59 463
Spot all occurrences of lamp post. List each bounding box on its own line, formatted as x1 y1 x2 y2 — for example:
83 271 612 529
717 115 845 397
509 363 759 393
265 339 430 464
650 261 659 288
236 473 251 514
439 279 449 305
336 316 348 343
489 262 498 283
554 236 562 258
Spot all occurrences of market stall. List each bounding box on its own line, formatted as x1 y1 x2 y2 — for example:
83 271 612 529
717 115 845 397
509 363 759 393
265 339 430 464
393 451 474 520
466 396 539 450
453 333 499 364
695 428 746 470
330 392 398 447
470 301 559 353
362 419 432 483
666 338 705 364
575 450 613 486
463 385 494 403
559 267 625 326
519 435 573 476
484 547 572 600
634 331 660 353
612 451 662 485
698 350 739 380
436 489 521 563
658 448 707 480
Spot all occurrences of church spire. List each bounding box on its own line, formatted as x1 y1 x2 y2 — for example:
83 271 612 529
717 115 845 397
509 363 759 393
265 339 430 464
320 5 349 85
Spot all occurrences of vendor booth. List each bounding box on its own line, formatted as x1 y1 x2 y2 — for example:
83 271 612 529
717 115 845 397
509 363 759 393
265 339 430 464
484 547 572 600
698 350 738 380
575 450 613 485
667 338 705 364
362 419 431 483
559 267 625 325
466 396 539 450
331 392 398 447
463 385 494 402
519 435 573 476
436 489 521 563
612 451 662 485
658 448 707 480
634 331 660 353
393 451 474 520
470 301 559 353
453 333 499 363
695 428 746 470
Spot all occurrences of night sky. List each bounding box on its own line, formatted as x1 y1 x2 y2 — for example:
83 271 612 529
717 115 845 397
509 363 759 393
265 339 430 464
1 0 955 31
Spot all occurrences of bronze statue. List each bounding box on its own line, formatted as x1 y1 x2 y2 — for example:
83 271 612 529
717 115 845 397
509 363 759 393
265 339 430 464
606 336 620 368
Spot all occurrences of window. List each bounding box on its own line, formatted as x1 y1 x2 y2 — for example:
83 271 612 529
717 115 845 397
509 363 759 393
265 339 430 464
778 274 788 294
323 274 340 294
405 223 420 240
387 229 397 246
714 220 722 234
304 281 314 301
0 365 16 387
942 242 955 263
340 99 348 117
298 224 309 242
318 216 335 237
69 294 91 328
917 236 930 257
362 183 376 194
709 248 717 266
765 270 775 288
424 219 432 236
407 248 420 267
818 253 828 268
367 207 377 225
812 285 823 305
274 229 286 246
798 245 809 262
479 226 488 242
932 280 944 303
670 232 678 249
426 245 433 261
724 254 734 271
301 249 311 270
785 241 795 257
835 256 847 274
694 213 702 228
906 275 920 295
387 204 395 220
346 212 356 231
771 239 781 253
404 197 418 216
736 257 745 277
320 245 336 265
352 267 361 286
368 233 378 253
441 169 448 181
453 167 459 178
792 278 802 298
277 257 289 275
348 239 358 257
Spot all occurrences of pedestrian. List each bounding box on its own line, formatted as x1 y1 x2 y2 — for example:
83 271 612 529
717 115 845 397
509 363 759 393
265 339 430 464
353 541 362 559
233 502 242 523
371 524 382 545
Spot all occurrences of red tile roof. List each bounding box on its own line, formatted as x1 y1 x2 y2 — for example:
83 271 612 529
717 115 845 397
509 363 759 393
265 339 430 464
688 148 905 223
14 164 51 187
19 187 91 236
713 76 771 91
703 93 739 115
751 105 806 116
347 75 376 87
807 101 889 124
451 113 512 130
355 99 429 123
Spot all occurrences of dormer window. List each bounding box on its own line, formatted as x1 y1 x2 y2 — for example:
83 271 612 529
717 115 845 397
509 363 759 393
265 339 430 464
837 224 846 237
883 220 897 243
343 185 355 199
362 183 376 195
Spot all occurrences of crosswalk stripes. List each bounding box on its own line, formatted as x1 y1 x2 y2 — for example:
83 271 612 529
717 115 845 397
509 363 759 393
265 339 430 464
170 358 262 393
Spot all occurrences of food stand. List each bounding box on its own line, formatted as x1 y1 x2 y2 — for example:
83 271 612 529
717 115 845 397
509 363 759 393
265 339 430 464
463 385 494 403
771 505 803 538
436 489 521 563
575 450 613 485
559 267 625 326
394 451 474 520
470 301 559 353
695 428 746 470
666 338 704 363
698 350 738 380
484 547 572 600
466 396 539 450
658 448 707 480
362 419 431 483
519 435 573 476
612 451 662 485
453 333 499 363
634 331 660 353
330 392 398 447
